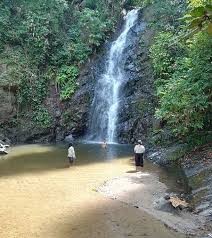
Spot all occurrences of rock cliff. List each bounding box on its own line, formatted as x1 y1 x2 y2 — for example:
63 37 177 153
0 7 165 144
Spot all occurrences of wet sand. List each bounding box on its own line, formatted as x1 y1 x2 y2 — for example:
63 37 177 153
99 171 204 235
0 145 187 238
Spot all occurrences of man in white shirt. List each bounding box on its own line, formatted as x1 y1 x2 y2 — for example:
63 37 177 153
68 143 76 167
134 140 145 171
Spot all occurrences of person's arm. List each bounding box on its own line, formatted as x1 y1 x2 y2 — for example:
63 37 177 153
72 147 76 159
134 145 137 153
141 146 146 160
142 146 145 153
68 147 71 156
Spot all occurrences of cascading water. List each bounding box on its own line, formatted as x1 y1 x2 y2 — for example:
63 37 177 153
87 9 139 143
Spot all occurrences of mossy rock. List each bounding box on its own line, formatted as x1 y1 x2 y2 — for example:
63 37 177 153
165 144 188 162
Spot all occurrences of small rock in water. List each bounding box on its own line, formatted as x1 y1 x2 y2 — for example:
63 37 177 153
164 194 170 200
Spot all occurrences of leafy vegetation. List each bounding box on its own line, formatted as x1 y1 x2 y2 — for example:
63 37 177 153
0 0 123 129
147 0 212 143
0 0 211 146
182 1 212 35
56 66 79 100
33 105 52 129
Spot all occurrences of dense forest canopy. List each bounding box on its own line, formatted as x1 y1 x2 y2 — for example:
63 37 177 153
0 0 211 145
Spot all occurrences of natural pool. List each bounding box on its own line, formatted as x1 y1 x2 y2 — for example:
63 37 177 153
0 143 188 238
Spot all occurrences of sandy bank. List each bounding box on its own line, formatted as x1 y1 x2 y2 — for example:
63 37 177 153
98 170 206 236
0 151 187 238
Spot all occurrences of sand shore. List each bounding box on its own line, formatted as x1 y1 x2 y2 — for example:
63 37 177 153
0 154 187 238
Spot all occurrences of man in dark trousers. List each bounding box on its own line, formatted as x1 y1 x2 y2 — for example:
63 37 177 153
134 140 145 171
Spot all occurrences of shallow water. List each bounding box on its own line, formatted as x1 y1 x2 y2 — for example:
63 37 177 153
0 143 189 192
0 144 188 238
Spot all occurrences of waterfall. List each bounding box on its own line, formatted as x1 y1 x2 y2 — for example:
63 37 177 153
87 9 139 143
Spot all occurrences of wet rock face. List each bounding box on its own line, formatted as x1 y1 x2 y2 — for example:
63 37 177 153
0 53 100 143
116 19 156 143
148 144 188 166
65 11 156 143
181 143 212 233
56 52 107 141
0 10 157 144
0 86 17 144
0 133 11 145
0 85 60 144
0 89 16 123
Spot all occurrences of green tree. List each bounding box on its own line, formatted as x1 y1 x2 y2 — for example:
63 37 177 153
149 0 212 141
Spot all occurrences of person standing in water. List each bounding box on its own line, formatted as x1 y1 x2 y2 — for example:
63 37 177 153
134 140 145 171
101 140 107 149
67 143 76 167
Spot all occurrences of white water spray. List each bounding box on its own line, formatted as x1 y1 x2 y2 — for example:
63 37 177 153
88 9 139 143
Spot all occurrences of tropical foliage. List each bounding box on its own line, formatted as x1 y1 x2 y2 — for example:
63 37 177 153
0 0 122 127
148 0 212 142
0 0 211 145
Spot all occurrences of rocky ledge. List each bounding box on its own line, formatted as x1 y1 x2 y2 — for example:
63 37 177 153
145 142 212 236
98 171 205 236
180 143 212 234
